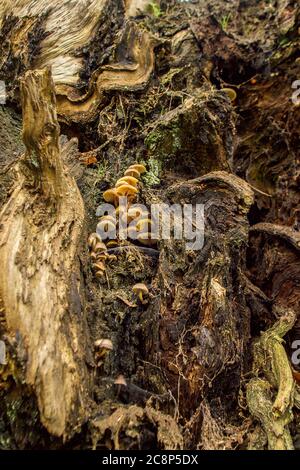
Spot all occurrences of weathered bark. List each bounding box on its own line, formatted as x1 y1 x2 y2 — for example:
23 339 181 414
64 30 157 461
0 68 90 440
0 0 299 450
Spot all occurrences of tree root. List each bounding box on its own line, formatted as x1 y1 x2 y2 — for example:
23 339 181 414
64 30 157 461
246 309 296 450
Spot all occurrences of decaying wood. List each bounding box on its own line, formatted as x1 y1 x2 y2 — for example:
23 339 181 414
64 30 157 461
141 171 254 447
56 22 158 123
0 1 157 123
0 68 89 438
0 0 113 86
246 309 296 450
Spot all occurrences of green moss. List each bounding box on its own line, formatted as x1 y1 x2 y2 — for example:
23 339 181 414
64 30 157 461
145 121 183 164
147 2 162 18
142 158 162 187
6 398 22 424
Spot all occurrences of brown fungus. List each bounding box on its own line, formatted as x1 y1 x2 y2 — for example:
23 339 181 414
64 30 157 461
103 188 118 206
132 283 149 303
124 168 141 179
116 176 139 188
88 233 102 250
128 163 146 174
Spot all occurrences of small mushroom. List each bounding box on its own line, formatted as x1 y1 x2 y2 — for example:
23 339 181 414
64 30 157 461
94 241 108 253
103 188 118 206
106 240 119 248
90 241 108 261
222 87 237 102
95 253 108 263
132 283 149 303
107 255 117 263
115 180 130 189
92 261 106 272
116 183 138 202
116 176 139 188
124 168 140 179
128 163 146 174
94 338 113 362
95 270 105 279
88 233 102 250
94 338 113 350
114 374 127 386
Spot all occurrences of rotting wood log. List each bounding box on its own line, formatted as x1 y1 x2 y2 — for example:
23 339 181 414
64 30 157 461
0 68 90 439
139 171 254 448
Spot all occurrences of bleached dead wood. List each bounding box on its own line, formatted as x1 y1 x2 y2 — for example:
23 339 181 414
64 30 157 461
0 67 89 438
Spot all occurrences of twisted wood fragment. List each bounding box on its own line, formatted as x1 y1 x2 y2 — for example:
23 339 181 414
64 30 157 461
246 309 296 450
0 68 89 438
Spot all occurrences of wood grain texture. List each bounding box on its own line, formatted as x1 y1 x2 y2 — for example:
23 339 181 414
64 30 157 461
0 68 89 438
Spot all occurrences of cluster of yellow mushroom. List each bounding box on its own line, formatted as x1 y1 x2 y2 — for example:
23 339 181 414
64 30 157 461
102 163 146 207
88 233 117 278
101 162 156 246
88 162 159 279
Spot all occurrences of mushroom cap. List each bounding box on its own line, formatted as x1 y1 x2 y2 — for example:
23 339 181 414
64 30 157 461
114 374 127 386
94 241 108 253
95 270 105 278
137 233 157 246
94 338 113 350
132 283 149 296
116 184 139 200
88 233 102 249
124 168 140 179
95 253 108 262
128 163 146 174
92 261 106 272
107 254 117 262
103 188 118 204
222 87 237 102
115 180 131 188
116 176 139 187
106 240 119 248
